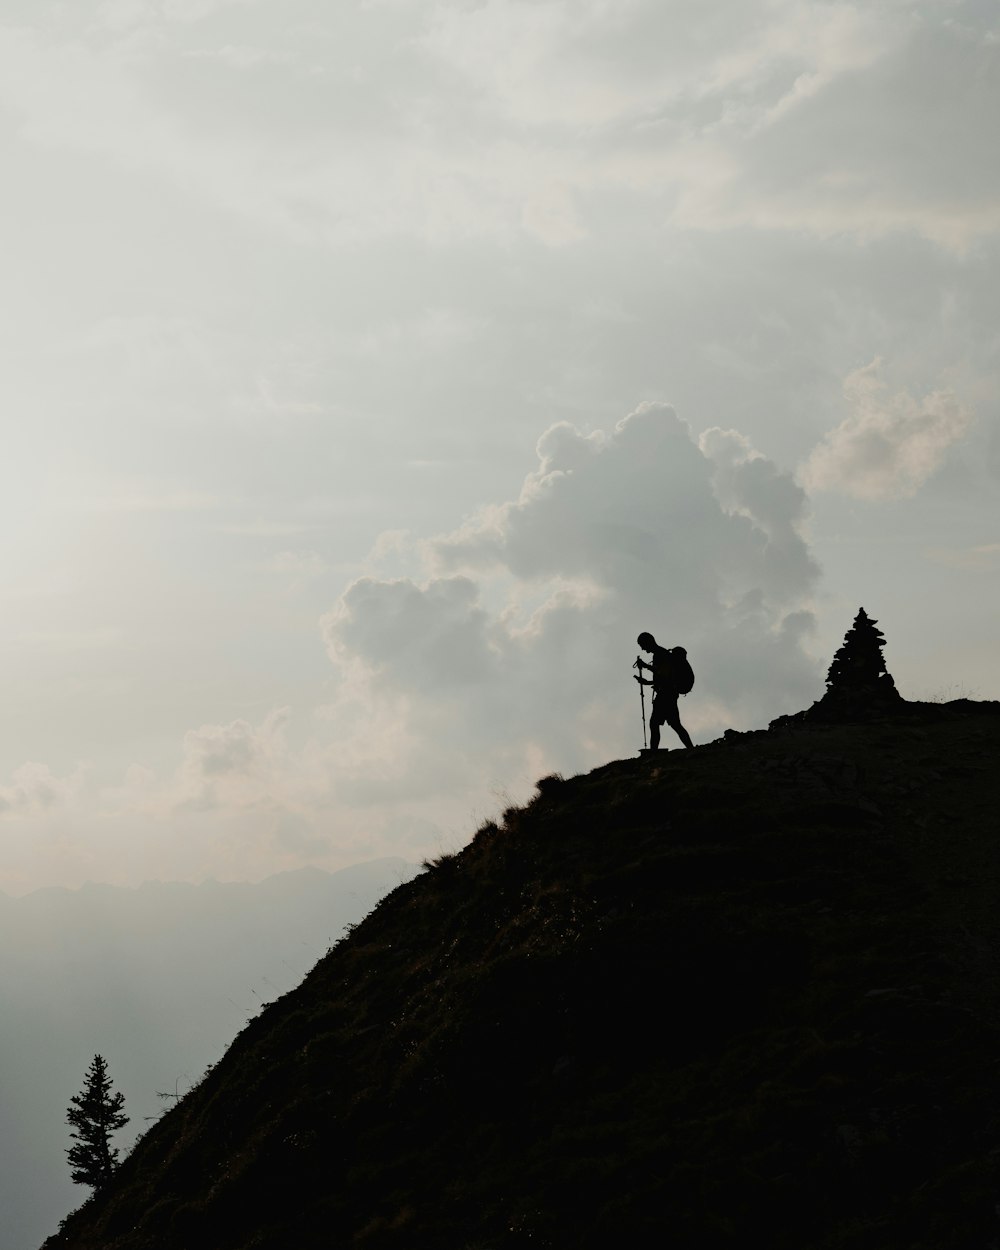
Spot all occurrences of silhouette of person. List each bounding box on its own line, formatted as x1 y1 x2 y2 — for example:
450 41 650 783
634 631 694 750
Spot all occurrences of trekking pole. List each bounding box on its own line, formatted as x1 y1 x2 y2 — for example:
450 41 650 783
633 656 647 750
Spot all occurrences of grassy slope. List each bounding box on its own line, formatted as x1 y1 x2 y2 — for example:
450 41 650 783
44 703 1000 1250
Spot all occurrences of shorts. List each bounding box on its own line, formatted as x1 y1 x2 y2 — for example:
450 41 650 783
651 690 679 726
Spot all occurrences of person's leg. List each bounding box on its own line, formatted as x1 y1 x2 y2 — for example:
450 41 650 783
649 694 662 749
664 699 694 749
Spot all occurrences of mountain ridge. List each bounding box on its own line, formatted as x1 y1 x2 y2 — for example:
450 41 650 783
43 700 1000 1249
1 859 412 903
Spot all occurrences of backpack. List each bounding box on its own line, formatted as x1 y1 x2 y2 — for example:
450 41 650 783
669 647 695 695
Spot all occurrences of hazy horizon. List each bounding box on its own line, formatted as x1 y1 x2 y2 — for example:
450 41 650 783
1 855 418 1249
0 859 350 900
1 0 997 894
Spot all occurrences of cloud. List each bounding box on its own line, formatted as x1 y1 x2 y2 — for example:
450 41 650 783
321 404 823 808
0 763 85 815
433 406 816 609
0 715 353 891
699 426 817 596
666 11 1000 248
3 2 996 254
400 2 990 247
413 1 1000 248
179 709 292 807
325 576 496 692
417 0 885 130
801 359 973 500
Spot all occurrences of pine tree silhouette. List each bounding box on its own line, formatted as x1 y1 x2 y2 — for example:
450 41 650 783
826 608 894 690
66 1054 129 1191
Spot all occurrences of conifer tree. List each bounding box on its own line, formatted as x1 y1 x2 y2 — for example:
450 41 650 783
826 607 893 689
66 1054 129 1190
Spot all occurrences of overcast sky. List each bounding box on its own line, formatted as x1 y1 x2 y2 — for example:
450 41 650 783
0 0 997 893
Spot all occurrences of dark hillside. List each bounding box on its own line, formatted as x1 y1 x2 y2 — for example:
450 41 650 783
44 703 1000 1249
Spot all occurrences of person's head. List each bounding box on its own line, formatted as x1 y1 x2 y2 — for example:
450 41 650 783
637 632 655 653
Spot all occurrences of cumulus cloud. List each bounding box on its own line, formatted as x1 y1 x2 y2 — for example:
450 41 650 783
178 709 293 809
801 359 973 500
0 763 85 815
321 404 823 810
699 426 817 595
326 576 496 692
433 407 816 609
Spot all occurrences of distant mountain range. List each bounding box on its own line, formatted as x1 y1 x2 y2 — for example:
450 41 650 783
40 699 1000 1249
0 859 417 1250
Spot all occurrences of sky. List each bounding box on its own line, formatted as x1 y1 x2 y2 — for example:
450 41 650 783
0 0 997 894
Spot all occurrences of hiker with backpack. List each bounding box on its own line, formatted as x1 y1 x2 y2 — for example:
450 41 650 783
633 632 694 751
